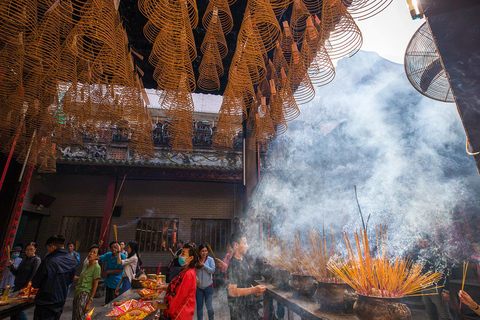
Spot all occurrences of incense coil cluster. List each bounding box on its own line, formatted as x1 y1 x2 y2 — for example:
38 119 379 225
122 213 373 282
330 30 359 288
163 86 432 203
141 0 198 150
213 0 376 150
0 0 155 171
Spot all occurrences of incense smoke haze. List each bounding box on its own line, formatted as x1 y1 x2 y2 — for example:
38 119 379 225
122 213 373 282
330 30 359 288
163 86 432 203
249 51 480 263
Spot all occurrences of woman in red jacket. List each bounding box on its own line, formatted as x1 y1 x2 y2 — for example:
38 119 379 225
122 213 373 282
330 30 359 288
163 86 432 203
154 243 200 319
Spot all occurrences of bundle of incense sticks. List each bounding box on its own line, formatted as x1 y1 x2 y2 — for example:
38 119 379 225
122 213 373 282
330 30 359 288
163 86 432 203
265 232 310 275
299 230 341 283
460 260 469 310
328 224 443 298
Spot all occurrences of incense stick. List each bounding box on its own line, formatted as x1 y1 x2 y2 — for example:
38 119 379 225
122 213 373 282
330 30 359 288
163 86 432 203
7 245 10 261
113 225 118 242
460 260 469 310
206 244 216 260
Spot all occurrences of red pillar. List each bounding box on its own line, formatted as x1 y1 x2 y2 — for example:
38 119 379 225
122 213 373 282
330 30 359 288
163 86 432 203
99 177 117 253
0 162 34 280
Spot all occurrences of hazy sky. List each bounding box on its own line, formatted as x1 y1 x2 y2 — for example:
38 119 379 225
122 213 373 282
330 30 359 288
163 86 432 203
355 0 424 63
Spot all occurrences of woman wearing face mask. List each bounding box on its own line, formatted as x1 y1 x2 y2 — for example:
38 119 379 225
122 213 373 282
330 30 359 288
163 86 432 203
154 243 200 319
8 242 41 320
1 246 22 294
115 241 139 296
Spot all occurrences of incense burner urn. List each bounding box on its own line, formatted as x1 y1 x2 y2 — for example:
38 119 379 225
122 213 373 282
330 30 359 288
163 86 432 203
289 274 318 297
353 295 411 320
314 281 357 313
262 264 290 288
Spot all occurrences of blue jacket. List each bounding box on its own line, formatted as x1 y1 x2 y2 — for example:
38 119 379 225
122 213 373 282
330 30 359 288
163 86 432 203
32 248 77 306
196 256 215 289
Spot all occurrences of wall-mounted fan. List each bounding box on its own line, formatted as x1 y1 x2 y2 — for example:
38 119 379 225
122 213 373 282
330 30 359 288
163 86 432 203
404 22 454 103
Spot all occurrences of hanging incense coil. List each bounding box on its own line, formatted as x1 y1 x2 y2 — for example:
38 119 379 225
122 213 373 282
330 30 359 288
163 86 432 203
202 1 233 35
212 87 244 150
268 80 288 135
289 0 311 42
159 77 195 150
0 0 37 45
272 41 290 81
279 22 294 65
346 0 393 21
279 68 300 121
201 15 228 59
246 0 281 53
318 2 362 60
198 41 224 91
288 43 315 104
139 0 198 32
269 0 293 17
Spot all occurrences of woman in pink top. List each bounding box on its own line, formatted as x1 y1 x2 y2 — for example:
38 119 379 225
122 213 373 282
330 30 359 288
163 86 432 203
215 242 233 281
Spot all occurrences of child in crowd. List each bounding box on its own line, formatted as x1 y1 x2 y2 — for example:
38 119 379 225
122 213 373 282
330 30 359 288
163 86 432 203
1 246 22 294
72 245 101 320
115 241 139 295
67 242 81 265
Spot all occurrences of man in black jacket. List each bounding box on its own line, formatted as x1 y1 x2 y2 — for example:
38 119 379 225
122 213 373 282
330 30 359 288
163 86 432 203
32 235 78 320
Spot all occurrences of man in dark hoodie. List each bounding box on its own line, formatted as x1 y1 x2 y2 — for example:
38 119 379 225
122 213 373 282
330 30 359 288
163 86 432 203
32 235 78 320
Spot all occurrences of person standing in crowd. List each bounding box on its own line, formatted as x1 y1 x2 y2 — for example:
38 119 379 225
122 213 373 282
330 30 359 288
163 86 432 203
215 241 233 281
8 242 41 320
67 242 81 265
196 244 216 320
412 236 453 320
115 241 139 296
227 232 266 320
168 240 184 282
119 241 128 257
32 235 77 320
72 245 101 320
1 246 22 294
153 242 199 319
99 241 125 304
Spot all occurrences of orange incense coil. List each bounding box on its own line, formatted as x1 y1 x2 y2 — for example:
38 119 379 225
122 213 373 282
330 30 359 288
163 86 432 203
143 20 161 44
269 0 293 17
72 0 118 64
319 2 363 60
140 0 198 30
0 0 37 45
202 0 234 35
197 42 224 91
268 81 288 135
279 68 300 121
272 42 290 82
289 0 311 42
246 0 281 53
153 52 196 92
279 22 294 65
288 43 315 104
201 16 228 59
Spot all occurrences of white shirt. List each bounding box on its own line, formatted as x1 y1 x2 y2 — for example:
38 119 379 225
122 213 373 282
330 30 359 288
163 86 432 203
121 254 138 282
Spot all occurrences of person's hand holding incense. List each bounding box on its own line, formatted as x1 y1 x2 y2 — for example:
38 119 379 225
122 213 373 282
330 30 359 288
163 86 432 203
214 258 225 268
253 285 266 296
459 290 478 310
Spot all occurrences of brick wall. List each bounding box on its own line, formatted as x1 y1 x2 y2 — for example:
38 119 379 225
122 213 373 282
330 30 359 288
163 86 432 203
25 173 244 268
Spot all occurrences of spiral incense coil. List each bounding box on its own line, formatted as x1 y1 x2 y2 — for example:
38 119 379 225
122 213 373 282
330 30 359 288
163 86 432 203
278 67 300 121
246 0 281 53
0 42 24 99
23 11 62 75
269 0 293 17
139 0 198 31
269 95 288 135
279 22 294 65
288 43 315 104
290 0 311 42
202 1 234 35
149 23 197 67
248 101 276 150
319 2 363 59
212 88 244 150
160 91 195 150
346 0 393 21
198 41 224 91
153 52 196 92
272 41 289 83
73 0 118 64
0 0 36 45
143 20 161 44
200 16 228 59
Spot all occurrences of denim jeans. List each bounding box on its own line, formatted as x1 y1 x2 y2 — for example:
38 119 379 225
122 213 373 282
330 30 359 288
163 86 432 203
119 277 131 295
196 285 214 320
10 310 28 320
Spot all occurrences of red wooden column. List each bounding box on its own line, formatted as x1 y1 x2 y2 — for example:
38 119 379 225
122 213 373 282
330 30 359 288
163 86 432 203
0 162 35 280
99 177 117 253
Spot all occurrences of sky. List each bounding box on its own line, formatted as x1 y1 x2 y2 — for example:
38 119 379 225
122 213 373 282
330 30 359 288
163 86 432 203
355 0 424 63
